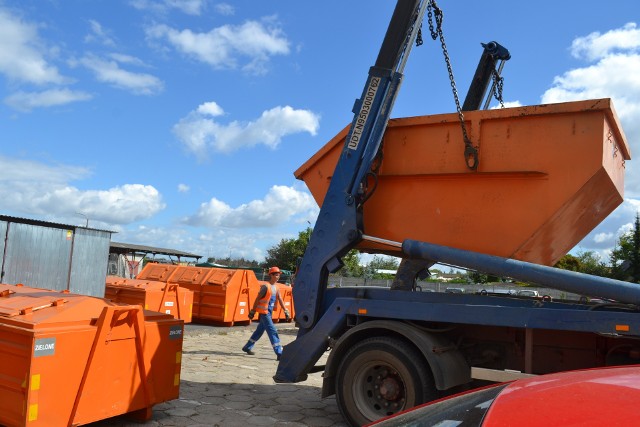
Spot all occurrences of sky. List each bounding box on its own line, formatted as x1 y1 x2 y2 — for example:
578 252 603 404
1 0 639 265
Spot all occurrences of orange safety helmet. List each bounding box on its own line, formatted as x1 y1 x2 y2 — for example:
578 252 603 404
268 266 281 275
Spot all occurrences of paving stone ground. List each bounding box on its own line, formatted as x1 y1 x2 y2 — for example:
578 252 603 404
87 325 348 427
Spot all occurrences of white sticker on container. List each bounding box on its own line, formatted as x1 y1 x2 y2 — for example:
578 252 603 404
165 301 174 307
239 302 246 306
34 338 56 357
169 325 183 340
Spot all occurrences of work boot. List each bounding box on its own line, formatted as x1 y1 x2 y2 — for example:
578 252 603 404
242 345 255 355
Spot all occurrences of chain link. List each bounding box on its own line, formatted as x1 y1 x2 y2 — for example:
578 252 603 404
491 68 505 108
427 0 478 170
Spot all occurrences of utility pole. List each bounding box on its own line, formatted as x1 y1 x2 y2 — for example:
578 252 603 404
76 212 89 227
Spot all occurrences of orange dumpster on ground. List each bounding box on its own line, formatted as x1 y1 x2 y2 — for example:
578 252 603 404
295 99 630 266
137 264 261 326
0 283 183 427
105 276 194 323
272 283 295 323
134 263 179 282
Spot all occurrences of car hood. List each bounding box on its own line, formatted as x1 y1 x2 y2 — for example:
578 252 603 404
484 365 640 426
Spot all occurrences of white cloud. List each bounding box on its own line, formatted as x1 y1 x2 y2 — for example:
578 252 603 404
571 23 640 62
593 232 614 244
0 156 165 224
197 101 224 116
185 185 318 228
84 19 116 47
178 183 190 193
146 19 290 74
541 23 640 199
0 8 66 85
117 225 275 261
490 100 522 109
166 0 207 15
77 54 164 95
107 53 148 67
4 88 92 112
173 102 320 160
215 3 234 16
0 155 89 183
130 0 208 15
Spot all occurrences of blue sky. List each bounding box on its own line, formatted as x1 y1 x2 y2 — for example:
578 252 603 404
1 0 639 264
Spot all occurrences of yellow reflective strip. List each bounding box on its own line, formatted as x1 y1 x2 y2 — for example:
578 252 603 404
28 404 38 421
31 374 40 391
174 373 180 386
176 351 182 364
358 308 367 315
616 324 630 332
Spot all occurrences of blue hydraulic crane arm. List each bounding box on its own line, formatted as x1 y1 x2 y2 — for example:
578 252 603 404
402 239 640 306
292 0 425 332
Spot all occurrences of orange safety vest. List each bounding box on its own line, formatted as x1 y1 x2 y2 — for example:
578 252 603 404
255 284 279 314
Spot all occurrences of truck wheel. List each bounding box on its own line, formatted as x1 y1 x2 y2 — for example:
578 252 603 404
335 336 437 426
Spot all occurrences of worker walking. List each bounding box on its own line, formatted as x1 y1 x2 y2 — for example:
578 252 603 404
242 266 291 360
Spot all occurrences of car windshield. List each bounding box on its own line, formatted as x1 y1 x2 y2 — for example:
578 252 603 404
371 383 508 427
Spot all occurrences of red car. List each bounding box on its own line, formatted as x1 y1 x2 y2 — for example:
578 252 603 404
368 365 640 426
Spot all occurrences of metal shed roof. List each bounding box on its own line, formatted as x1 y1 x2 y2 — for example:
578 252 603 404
110 241 202 260
0 214 114 233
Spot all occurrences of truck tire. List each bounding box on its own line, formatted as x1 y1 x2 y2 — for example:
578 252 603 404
335 336 437 426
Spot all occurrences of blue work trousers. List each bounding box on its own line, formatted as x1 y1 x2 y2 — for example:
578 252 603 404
244 313 282 356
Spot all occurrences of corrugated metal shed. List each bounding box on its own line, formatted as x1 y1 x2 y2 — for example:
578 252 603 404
0 215 113 297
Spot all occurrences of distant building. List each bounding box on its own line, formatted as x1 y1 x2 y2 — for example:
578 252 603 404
432 272 462 282
375 269 398 275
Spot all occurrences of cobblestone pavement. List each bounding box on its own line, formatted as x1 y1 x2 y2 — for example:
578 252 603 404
88 324 348 427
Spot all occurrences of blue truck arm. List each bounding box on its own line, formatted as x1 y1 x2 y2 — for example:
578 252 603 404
275 0 426 383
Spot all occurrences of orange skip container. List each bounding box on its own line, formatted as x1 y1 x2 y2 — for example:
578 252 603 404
272 283 295 323
105 276 194 323
137 264 260 325
295 99 630 266
0 283 183 427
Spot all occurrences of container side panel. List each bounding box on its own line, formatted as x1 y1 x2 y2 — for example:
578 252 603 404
69 228 111 297
0 327 31 427
3 223 72 291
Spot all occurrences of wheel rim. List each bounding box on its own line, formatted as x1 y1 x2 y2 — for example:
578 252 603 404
350 360 408 420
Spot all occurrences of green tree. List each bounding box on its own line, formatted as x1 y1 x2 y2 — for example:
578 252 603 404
264 228 312 271
464 270 489 284
363 255 400 279
337 249 364 277
610 212 640 282
555 251 608 278
554 254 581 271
576 250 609 277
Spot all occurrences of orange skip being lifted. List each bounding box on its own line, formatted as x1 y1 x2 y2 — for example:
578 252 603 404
295 99 630 266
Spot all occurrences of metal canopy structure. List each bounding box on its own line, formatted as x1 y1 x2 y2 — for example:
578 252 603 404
110 241 203 263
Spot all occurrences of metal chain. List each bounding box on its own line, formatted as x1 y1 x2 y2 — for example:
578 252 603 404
491 68 505 108
427 0 478 170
